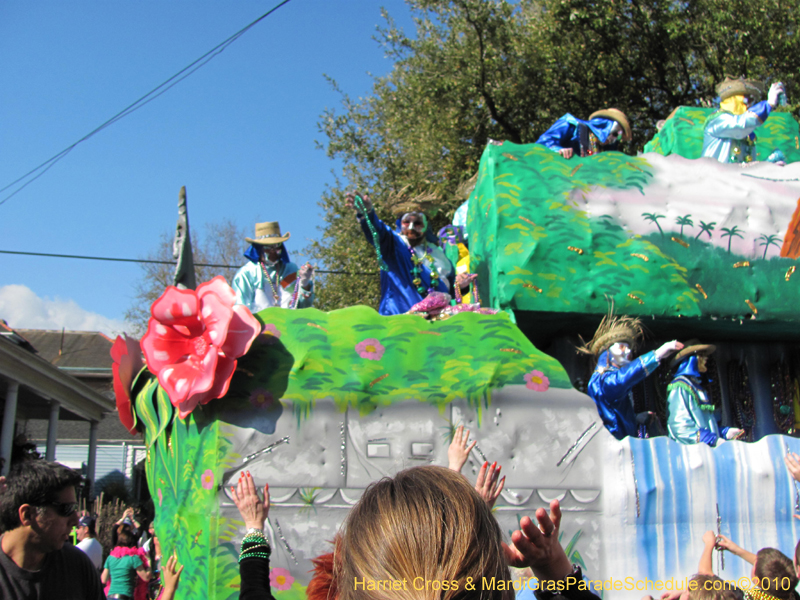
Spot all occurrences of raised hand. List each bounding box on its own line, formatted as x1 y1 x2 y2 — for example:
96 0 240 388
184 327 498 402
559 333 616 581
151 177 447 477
344 191 373 213
230 471 270 531
475 461 505 509
503 499 573 582
447 425 476 472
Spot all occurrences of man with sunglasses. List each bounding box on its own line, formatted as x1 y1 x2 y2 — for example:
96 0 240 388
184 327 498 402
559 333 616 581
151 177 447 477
233 221 315 312
345 192 456 315
0 460 104 599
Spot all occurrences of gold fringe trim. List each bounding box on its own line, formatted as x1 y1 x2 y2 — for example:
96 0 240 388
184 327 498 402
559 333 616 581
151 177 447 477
671 236 690 248
745 299 758 314
733 261 750 268
627 293 644 305
786 266 796 281
695 284 708 299
369 373 389 388
630 253 649 261
568 246 584 255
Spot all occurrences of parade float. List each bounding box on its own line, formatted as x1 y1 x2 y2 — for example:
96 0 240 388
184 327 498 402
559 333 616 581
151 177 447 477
118 110 800 599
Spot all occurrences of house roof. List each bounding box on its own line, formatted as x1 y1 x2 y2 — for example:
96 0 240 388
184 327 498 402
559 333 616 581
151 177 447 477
13 328 113 376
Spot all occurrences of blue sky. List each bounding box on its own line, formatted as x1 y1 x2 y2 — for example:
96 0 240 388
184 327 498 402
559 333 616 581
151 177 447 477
0 0 415 334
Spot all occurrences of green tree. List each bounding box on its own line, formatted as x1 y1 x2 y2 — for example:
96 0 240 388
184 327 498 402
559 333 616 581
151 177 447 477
696 221 716 240
757 234 782 259
642 212 666 237
676 215 694 237
720 226 744 253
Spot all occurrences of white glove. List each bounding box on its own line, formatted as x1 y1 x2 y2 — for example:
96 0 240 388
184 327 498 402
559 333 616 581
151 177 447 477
298 264 315 286
768 82 785 108
725 427 743 440
654 340 683 362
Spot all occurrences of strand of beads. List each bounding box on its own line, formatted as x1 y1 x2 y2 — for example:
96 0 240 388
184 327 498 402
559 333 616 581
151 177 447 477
291 264 310 309
471 277 481 305
259 262 281 304
427 249 440 292
354 195 388 271
239 529 272 563
409 245 433 295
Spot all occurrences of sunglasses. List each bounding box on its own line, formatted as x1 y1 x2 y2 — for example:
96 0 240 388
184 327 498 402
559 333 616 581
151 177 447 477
41 501 79 517
261 243 283 250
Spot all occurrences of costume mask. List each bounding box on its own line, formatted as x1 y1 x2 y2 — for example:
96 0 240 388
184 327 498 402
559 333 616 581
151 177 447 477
608 342 632 367
401 212 427 234
720 95 749 115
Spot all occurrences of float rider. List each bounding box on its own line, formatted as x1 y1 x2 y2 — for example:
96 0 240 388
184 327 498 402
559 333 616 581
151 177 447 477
702 77 787 164
535 108 632 159
232 221 314 312
346 192 476 316
579 313 682 440
666 339 743 446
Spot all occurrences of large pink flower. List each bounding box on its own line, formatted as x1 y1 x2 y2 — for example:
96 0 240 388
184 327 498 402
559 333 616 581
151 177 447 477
201 469 215 490
141 276 260 418
269 568 294 591
355 338 385 361
524 370 550 392
111 334 144 435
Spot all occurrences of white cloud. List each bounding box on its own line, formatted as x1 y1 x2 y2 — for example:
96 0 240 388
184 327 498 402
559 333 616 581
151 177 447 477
0 284 129 336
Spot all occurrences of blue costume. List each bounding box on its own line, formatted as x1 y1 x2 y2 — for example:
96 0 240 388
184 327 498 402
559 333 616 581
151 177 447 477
702 101 772 163
232 245 313 312
536 114 621 157
588 350 660 440
358 210 454 316
667 356 727 446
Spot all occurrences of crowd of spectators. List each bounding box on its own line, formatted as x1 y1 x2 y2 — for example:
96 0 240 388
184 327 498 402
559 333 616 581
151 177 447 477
2 436 799 600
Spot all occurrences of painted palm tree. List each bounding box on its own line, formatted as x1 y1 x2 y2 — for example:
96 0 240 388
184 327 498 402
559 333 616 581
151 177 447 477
676 215 694 237
720 226 744 253
642 212 665 237
695 221 716 240
757 234 783 259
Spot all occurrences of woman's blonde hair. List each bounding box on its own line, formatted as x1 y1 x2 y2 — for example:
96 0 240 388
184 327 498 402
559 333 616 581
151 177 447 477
336 465 513 600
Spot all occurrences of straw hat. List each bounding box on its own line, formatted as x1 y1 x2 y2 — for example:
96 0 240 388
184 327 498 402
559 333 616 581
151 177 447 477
578 312 644 358
669 339 716 369
589 108 632 142
245 221 290 245
715 77 765 101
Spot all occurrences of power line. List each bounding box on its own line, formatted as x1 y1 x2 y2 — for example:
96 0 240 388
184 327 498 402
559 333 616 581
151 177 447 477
0 249 377 276
0 0 293 207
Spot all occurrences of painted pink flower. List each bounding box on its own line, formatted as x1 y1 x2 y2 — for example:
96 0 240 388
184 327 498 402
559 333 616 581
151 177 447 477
201 469 215 490
141 276 260 418
524 370 550 392
110 333 144 435
355 338 385 361
270 568 294 591
157 489 163 506
249 388 275 410
262 323 281 339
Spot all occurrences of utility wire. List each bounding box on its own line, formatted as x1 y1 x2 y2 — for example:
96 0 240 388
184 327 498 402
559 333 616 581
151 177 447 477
0 0 292 206
0 249 376 276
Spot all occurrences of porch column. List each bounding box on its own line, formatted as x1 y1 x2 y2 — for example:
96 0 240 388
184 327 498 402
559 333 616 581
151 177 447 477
45 400 60 461
1 381 20 476
86 421 98 497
